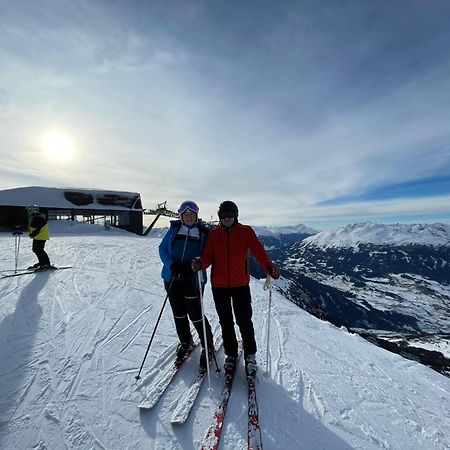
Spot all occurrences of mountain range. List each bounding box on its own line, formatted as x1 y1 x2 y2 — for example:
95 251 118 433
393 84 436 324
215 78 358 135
253 222 450 376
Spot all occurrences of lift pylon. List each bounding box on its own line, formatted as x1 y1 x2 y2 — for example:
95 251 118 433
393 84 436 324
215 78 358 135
143 201 178 235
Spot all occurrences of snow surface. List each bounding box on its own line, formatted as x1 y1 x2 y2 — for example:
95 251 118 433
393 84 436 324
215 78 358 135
302 222 450 250
1 222 449 449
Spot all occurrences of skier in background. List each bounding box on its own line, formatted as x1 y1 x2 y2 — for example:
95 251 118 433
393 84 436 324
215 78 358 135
192 200 280 377
159 200 214 369
27 205 52 270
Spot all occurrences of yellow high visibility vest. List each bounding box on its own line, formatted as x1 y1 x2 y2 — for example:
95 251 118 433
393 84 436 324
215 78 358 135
28 215 50 240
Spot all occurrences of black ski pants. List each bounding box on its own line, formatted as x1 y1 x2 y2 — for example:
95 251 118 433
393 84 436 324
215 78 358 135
211 285 256 358
32 239 50 266
164 278 213 349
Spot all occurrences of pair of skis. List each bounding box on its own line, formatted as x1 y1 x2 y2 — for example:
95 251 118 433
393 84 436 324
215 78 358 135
137 341 199 410
0 266 72 279
137 340 263 449
199 347 263 450
138 335 222 415
171 335 222 424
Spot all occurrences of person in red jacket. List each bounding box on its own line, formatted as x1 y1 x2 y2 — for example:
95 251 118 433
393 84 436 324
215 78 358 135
192 200 279 377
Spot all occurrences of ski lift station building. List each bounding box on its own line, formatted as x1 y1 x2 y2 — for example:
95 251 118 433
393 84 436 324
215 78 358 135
0 186 144 235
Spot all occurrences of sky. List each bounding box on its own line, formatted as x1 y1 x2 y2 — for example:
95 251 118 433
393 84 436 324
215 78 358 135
1 0 450 229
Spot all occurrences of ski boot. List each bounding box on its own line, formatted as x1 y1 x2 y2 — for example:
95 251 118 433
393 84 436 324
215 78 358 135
35 265 57 272
245 354 258 378
224 355 237 376
199 347 215 372
175 339 194 367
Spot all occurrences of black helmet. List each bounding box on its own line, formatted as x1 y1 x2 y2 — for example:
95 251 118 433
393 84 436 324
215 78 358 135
218 200 238 218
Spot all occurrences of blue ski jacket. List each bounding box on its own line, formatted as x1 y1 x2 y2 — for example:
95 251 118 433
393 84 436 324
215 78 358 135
159 220 209 288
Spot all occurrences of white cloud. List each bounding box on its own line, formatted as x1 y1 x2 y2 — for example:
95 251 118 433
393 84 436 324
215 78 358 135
1 1 450 228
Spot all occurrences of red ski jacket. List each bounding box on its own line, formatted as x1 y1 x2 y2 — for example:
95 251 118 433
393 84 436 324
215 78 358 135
200 223 271 288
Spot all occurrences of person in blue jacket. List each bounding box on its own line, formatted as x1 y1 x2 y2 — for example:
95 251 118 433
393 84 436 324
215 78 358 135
159 200 214 368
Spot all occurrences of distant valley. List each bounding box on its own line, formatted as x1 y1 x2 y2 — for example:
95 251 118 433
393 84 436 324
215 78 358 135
252 222 450 376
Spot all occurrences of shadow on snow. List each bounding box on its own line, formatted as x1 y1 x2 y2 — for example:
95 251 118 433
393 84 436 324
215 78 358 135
0 273 50 447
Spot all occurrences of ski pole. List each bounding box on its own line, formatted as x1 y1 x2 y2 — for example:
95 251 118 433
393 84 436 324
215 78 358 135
135 278 174 381
197 270 213 391
190 277 220 375
12 231 23 273
15 235 19 273
263 275 273 378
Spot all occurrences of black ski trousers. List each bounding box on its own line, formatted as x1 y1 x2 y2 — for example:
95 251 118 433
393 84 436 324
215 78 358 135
164 278 213 349
32 239 50 266
211 285 256 358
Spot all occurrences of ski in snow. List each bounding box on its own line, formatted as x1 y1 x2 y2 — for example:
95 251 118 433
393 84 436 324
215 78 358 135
0 266 73 279
199 345 243 450
138 342 198 410
0 267 33 273
247 371 263 450
170 336 223 424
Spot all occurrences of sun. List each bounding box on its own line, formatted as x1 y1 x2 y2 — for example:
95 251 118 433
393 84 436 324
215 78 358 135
42 131 76 161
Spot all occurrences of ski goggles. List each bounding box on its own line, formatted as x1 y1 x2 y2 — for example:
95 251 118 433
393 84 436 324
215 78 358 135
178 200 199 215
218 212 236 219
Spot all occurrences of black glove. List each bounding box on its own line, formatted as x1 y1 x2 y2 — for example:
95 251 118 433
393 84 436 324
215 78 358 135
170 261 192 277
267 262 280 279
191 257 202 272
12 231 23 236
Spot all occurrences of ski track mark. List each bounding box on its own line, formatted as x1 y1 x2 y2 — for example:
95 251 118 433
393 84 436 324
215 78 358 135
62 361 85 398
4 370 38 425
100 347 106 448
264 302 287 385
119 319 148 354
101 304 152 348
23 364 59 448
273 311 285 379
0 278 30 299
62 403 107 450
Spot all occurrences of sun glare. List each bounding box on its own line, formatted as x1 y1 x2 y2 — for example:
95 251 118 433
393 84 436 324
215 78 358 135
42 131 76 161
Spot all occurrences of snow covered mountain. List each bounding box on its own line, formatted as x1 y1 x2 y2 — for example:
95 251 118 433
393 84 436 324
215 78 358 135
251 224 318 249
0 221 449 449
302 222 450 249
253 224 318 237
261 223 450 376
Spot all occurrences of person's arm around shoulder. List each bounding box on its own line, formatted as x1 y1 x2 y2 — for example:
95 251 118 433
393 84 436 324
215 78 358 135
192 227 216 272
198 221 210 251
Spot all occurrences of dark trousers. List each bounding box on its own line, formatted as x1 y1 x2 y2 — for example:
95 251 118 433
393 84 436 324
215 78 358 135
164 279 213 349
212 285 256 358
32 240 50 266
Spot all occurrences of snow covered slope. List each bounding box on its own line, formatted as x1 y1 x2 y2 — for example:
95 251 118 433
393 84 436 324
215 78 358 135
0 223 449 449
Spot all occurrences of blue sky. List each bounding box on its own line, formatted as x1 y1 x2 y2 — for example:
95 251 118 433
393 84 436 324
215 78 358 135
1 0 450 229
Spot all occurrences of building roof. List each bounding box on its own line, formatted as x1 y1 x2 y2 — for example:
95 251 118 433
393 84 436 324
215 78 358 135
0 187 143 211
